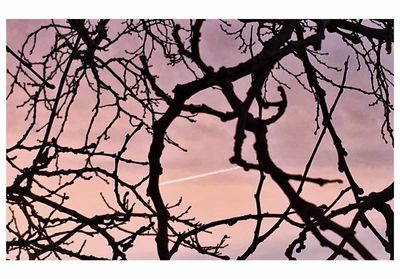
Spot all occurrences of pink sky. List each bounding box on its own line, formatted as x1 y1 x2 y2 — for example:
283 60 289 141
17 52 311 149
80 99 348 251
6 19 393 260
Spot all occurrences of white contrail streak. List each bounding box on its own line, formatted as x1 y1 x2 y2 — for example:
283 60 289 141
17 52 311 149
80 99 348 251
160 166 241 185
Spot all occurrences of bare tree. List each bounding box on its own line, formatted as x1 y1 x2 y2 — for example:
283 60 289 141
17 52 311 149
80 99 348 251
6 19 393 260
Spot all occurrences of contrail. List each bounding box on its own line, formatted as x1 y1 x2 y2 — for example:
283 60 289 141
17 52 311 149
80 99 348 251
160 166 241 185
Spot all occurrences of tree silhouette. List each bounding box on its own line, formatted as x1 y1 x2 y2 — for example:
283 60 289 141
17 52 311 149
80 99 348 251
6 19 393 260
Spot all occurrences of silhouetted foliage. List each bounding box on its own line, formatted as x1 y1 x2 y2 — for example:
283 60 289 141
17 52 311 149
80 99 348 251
6 19 393 260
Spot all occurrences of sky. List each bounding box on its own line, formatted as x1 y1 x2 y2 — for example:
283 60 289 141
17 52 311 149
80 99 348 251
5 18 394 262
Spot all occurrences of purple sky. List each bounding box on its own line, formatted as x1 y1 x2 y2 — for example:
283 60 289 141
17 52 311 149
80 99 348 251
6 19 394 260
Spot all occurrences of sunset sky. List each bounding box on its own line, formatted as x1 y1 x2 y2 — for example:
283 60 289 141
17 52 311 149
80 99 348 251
5 17 394 262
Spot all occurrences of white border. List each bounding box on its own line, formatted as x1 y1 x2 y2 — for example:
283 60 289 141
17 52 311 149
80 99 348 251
1 0 399 278
1 0 399 18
